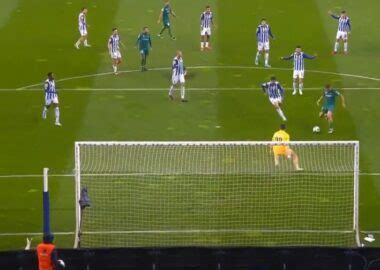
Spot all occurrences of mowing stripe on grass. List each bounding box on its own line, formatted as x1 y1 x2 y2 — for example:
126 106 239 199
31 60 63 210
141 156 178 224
17 65 380 90
1 87 380 92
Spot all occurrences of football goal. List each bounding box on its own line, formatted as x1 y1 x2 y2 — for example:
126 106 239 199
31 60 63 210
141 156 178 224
74 141 360 248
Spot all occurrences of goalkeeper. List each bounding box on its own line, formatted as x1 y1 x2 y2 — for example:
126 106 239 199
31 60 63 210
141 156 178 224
29 233 65 269
272 124 303 171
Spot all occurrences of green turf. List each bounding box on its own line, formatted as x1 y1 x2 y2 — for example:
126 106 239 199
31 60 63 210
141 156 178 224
0 0 379 250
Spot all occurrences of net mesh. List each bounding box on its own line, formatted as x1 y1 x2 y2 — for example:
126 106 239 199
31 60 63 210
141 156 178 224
75 142 358 248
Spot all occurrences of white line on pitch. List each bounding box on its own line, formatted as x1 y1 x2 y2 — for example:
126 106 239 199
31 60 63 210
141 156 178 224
16 65 380 90
0 172 379 179
0 232 74 236
1 87 380 92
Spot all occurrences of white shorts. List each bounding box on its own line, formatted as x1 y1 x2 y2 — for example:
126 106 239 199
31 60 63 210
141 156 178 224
336 31 348 40
293 70 304 79
79 27 87 36
269 97 282 105
258 42 270 51
172 74 185 85
45 96 59 106
201 27 211 36
110 51 122 59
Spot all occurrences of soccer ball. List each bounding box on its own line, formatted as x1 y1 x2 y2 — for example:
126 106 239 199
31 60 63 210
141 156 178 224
313 126 321 133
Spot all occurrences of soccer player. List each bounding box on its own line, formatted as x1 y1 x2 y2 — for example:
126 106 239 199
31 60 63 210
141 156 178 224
74 7 91 49
157 0 176 40
281 46 316 96
261 76 287 121
200 6 215 51
42 72 61 126
36 233 65 270
272 124 303 171
316 84 346 134
136 27 152 72
328 10 351 55
108 28 122 75
169 51 187 102
255 18 274 67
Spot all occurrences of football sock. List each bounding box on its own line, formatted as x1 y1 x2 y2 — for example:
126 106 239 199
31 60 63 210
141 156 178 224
344 42 348 52
205 42 209 48
255 52 260 62
180 85 185 100
201 42 204 49
299 83 303 92
42 107 48 119
84 40 88 46
113 65 117 73
334 42 339 52
54 107 60 123
293 82 297 92
169 85 174 96
265 53 269 65
276 108 286 121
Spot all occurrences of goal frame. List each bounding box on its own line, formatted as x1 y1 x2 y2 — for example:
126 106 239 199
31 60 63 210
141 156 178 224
73 141 360 248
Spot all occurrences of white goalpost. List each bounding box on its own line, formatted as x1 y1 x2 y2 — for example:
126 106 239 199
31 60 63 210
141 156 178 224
74 141 360 248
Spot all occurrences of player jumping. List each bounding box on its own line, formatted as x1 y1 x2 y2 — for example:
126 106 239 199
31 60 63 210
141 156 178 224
157 1 176 40
281 46 316 96
328 10 351 55
137 27 152 72
42 72 61 126
261 76 287 121
200 6 215 51
316 84 346 134
169 51 187 102
74 7 91 49
272 124 303 171
255 18 274 67
108 28 123 75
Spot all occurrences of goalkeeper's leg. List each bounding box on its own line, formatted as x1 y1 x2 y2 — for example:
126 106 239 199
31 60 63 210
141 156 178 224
289 149 303 171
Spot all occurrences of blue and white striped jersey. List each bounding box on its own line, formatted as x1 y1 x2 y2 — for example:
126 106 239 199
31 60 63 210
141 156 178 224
44 79 57 99
256 24 273 43
201 11 213 28
108 34 120 53
262 81 284 99
172 56 185 76
282 52 315 71
78 12 86 30
331 14 351 32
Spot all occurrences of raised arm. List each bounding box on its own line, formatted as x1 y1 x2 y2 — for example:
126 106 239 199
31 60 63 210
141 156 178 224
303 53 316 59
261 83 268 93
281 54 293 60
328 10 340 19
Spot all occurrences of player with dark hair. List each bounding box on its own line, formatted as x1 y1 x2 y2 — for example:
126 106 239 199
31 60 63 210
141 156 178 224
137 27 152 72
36 233 65 269
42 72 61 126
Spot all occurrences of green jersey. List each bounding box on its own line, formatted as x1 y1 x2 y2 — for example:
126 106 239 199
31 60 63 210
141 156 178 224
162 5 171 23
323 89 340 107
137 33 152 50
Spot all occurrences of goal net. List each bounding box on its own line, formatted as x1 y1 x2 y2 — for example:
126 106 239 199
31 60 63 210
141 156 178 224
74 141 360 248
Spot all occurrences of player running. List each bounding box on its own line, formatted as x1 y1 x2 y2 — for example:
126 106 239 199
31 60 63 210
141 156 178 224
261 76 287 121
74 7 91 49
255 18 274 67
157 1 176 40
281 46 316 96
108 28 123 75
42 72 61 126
200 5 215 51
272 124 303 171
316 84 346 134
328 10 351 55
136 27 152 72
169 51 187 102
